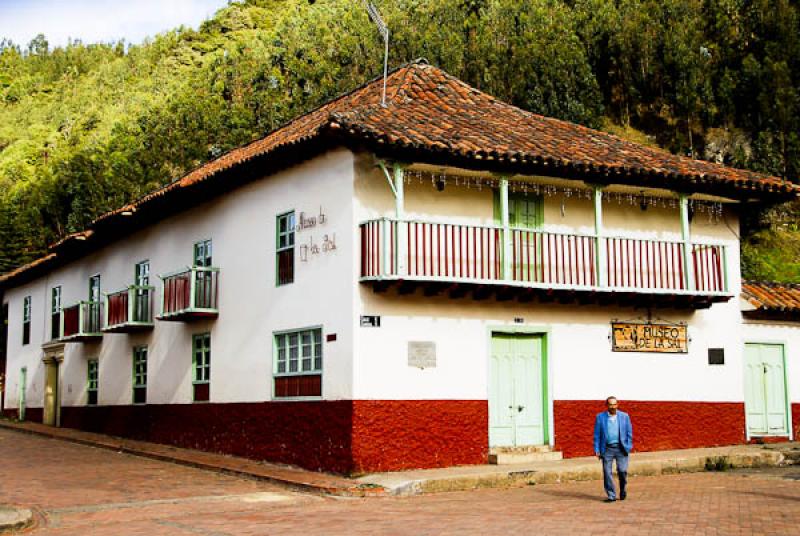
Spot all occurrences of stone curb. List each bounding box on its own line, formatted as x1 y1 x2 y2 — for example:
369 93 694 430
362 449 787 496
0 419 384 498
0 506 33 533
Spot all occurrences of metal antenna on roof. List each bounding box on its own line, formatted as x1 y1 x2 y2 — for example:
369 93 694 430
362 1 389 107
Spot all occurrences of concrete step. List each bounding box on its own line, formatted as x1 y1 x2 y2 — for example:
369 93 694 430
489 447 563 465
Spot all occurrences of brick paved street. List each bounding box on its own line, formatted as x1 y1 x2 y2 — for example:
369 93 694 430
2 429 800 535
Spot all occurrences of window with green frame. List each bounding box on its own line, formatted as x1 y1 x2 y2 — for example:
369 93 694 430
276 211 295 286
493 189 544 228
274 327 322 398
193 240 214 309
132 346 147 404
51 286 61 340
192 333 211 402
87 360 99 406
133 261 150 323
22 295 31 345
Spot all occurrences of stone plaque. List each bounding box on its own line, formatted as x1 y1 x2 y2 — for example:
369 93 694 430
611 322 688 353
408 341 436 369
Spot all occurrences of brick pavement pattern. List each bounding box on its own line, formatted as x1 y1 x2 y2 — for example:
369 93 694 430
2 428 800 535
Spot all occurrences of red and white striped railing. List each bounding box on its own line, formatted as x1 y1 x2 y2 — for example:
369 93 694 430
605 237 686 291
511 229 596 286
360 218 729 294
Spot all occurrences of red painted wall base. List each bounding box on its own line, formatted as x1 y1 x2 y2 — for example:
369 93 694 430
2 400 489 474
553 400 746 458
793 404 800 441
1 399 761 472
351 400 488 473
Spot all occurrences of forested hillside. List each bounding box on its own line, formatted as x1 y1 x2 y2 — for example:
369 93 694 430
0 0 798 280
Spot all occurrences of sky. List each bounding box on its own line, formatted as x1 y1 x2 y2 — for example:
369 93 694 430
0 0 230 48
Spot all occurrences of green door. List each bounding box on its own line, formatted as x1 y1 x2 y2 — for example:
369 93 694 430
744 343 788 436
489 333 547 447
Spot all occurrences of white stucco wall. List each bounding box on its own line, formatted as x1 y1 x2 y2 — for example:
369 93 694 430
3 148 355 410
352 158 747 404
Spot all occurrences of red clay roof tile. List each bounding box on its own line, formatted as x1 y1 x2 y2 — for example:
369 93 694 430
742 281 800 317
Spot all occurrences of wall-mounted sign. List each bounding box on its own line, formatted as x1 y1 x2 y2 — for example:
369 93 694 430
299 233 337 262
360 315 381 327
611 322 688 353
408 341 436 369
295 207 327 232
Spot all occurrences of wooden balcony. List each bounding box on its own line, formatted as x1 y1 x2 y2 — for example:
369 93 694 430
360 218 731 309
103 285 155 333
59 301 103 342
158 266 219 321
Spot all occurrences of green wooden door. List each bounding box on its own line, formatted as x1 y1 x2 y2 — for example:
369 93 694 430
744 343 788 436
489 333 546 447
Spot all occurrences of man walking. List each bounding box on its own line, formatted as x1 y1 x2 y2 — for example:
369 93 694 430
593 396 633 502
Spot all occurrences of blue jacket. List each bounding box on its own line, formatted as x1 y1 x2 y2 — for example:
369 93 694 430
593 410 633 455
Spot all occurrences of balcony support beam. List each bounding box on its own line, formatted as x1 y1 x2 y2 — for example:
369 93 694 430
592 185 606 288
393 163 406 276
499 178 511 280
680 195 695 291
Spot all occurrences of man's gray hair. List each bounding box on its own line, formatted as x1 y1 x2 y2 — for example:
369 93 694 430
606 396 618 403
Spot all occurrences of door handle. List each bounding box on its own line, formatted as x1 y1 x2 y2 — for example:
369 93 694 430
517 405 525 412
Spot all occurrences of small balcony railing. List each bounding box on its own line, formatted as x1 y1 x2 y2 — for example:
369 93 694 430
103 285 155 333
360 218 729 299
59 301 103 341
158 266 219 321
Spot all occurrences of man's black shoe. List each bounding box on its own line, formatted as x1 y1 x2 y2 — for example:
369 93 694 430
620 492 627 500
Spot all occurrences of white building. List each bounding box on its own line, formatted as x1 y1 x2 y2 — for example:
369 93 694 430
1 62 798 474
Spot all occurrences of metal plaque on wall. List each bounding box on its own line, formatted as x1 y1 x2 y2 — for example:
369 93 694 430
611 322 688 353
408 341 437 369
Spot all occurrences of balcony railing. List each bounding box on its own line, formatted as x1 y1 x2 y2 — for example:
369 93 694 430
59 301 103 341
103 285 155 332
360 218 729 297
158 266 219 321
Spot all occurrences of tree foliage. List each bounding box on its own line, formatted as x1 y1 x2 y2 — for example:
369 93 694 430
0 0 798 279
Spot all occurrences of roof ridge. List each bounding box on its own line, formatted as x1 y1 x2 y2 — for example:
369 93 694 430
93 59 434 226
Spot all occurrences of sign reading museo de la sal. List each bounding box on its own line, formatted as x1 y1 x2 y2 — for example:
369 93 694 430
611 322 688 353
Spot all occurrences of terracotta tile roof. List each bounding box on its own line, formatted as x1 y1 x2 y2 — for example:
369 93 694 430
94 61 795 225
742 281 800 318
2 61 799 287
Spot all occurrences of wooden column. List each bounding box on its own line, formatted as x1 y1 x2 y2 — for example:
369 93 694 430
500 178 511 280
393 163 406 276
593 185 606 287
680 195 695 291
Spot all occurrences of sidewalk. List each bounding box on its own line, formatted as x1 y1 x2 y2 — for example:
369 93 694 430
358 443 797 495
2 418 797 498
0 418 379 497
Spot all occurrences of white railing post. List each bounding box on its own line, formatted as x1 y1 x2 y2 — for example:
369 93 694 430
189 268 197 311
128 287 135 323
381 218 391 277
160 276 166 317
394 163 406 276
593 185 607 287
500 178 511 280
103 295 109 329
721 245 729 292
680 195 695 291
78 303 84 336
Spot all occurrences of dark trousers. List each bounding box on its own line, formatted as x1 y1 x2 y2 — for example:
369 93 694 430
601 444 628 500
